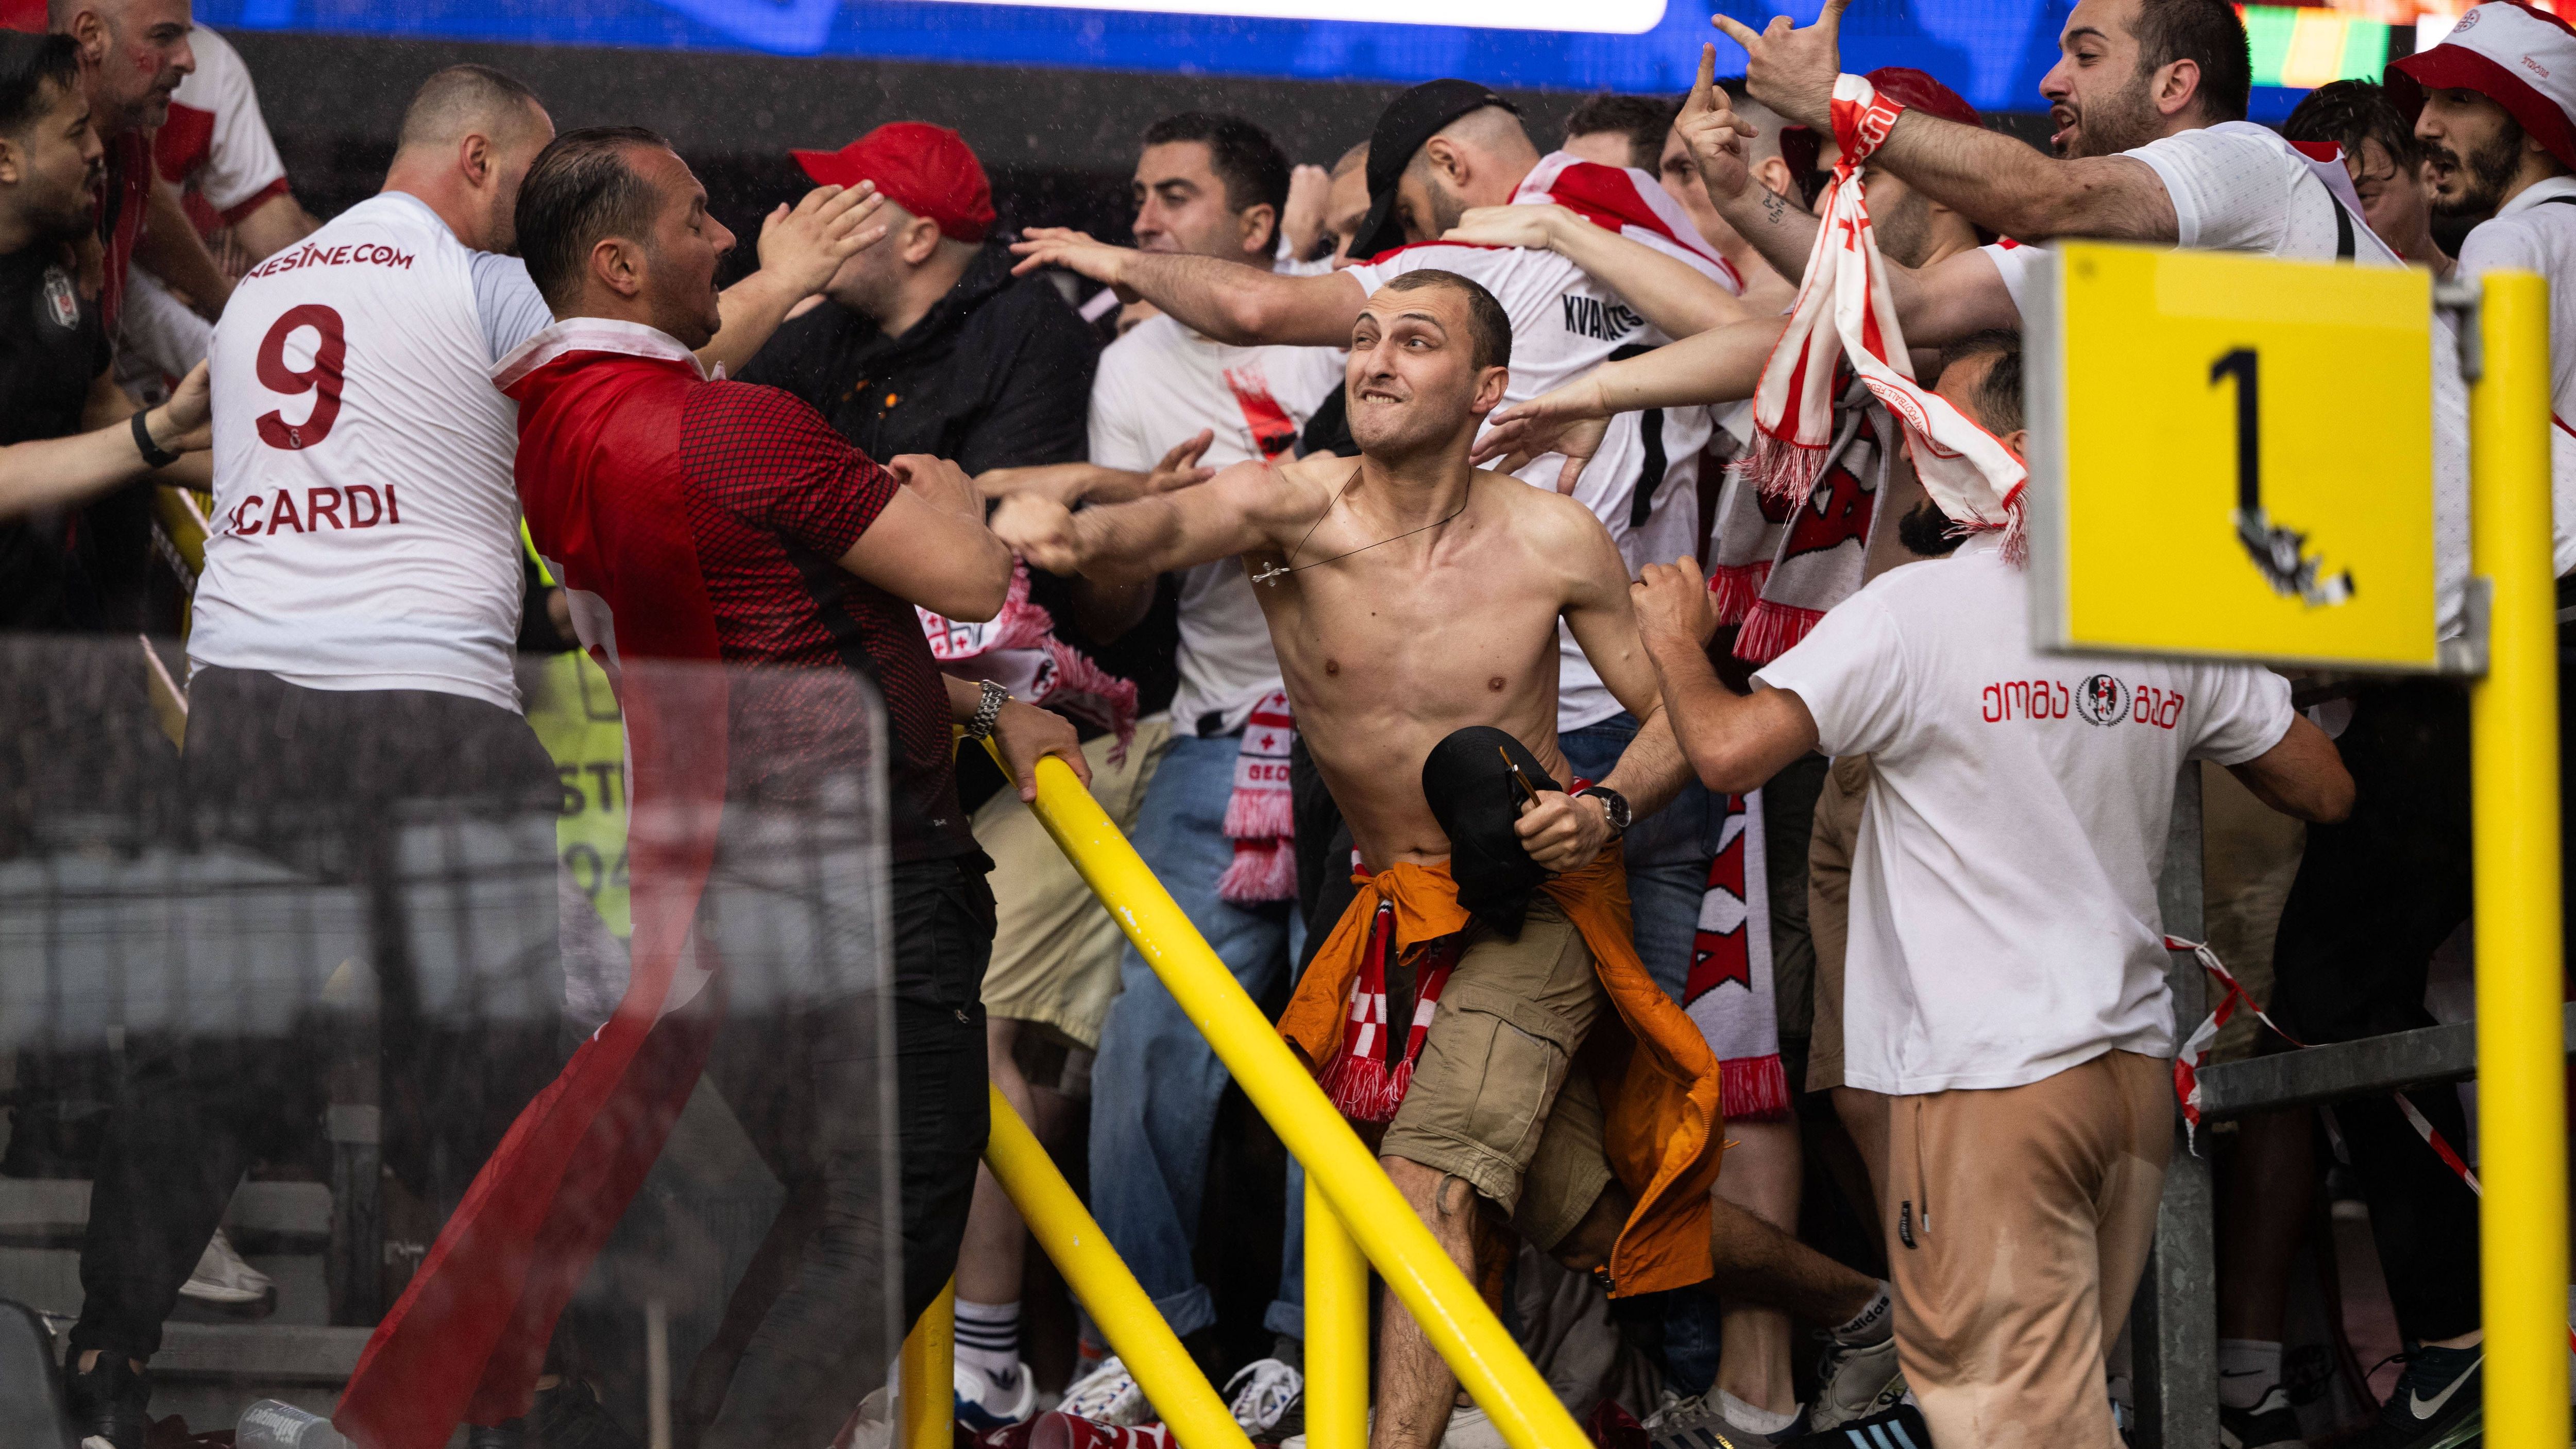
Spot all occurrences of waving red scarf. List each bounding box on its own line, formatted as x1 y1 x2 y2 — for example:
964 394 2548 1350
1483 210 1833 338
1745 75 2028 556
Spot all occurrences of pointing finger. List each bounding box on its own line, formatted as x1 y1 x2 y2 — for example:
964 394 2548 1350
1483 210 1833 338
1685 42 1716 114
1709 11 1760 47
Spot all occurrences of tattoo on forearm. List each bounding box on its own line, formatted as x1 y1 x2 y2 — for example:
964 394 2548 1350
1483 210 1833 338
1760 190 1788 227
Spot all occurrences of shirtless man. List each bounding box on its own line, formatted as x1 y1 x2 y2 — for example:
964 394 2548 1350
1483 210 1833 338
997 268 1892 1449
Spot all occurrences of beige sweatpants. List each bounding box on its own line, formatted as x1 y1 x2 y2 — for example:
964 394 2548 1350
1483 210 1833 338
1885 1050 2173 1449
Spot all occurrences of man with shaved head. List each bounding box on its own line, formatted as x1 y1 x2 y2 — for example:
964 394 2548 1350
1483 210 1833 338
62 63 880 1449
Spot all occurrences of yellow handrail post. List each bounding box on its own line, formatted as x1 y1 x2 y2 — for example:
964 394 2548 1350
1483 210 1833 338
903 1280 957 1449
982 740 1587 1449
981 1086 1254 1449
2470 269 2569 1448
1304 1178 1370 1449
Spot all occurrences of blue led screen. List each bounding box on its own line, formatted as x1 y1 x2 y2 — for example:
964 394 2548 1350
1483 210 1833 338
197 0 2324 120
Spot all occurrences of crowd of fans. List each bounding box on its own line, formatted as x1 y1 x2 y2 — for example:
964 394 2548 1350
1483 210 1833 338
0 0 2563 1446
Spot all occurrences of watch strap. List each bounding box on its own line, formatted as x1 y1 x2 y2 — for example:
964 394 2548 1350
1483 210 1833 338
131 408 179 469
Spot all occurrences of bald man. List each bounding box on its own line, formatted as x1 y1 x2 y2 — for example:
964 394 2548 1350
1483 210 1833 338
48 0 231 328
62 64 881 1449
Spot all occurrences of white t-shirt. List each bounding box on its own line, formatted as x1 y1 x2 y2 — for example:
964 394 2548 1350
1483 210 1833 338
1755 536 2294 1095
161 27 290 226
1344 154 1731 729
190 191 554 712
2458 175 2576 577
1985 124 2473 638
1089 314 1344 735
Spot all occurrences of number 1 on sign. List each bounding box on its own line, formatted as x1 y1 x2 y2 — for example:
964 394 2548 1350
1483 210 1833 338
2212 345 2353 608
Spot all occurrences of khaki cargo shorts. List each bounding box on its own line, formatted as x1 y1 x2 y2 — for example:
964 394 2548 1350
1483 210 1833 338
976 718 1173 1051
1379 895 1617 1252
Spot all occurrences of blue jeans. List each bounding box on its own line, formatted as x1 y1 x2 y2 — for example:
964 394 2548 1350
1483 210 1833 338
1560 711 1725 1396
1559 711 1718 1004
1089 732 1308 1341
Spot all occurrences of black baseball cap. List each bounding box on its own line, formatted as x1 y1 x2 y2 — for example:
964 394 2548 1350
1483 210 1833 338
1350 79 1521 262
1420 724 1558 939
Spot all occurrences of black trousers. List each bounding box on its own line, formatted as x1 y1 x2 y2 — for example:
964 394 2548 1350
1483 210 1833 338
70 667 562 1363
693 853 995 1449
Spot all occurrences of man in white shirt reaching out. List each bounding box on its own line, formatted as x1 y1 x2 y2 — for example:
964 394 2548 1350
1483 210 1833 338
1629 331 2352 1449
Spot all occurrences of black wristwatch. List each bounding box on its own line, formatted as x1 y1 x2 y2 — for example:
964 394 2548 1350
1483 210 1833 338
131 408 179 469
1578 785 1631 841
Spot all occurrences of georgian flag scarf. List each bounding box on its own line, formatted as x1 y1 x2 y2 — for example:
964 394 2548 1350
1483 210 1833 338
1744 75 2027 555
1217 689 1298 904
920 561 1140 761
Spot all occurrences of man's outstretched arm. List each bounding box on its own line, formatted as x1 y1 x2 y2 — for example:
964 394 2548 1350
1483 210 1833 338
1628 558 1820 794
1012 228 1365 347
991 457 1325 585
1716 1 2178 243
1670 45 2022 342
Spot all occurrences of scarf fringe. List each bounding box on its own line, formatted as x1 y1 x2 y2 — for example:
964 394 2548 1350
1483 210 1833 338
1706 560 1771 626
1036 636 1140 762
1734 599 1825 664
1222 786 1297 841
1216 837 1297 906
1318 1047 1410 1123
1718 1054 1791 1122
1745 430 1829 507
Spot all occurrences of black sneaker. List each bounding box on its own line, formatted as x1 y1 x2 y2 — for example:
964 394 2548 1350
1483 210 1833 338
2218 1386 2304 1448
2349 1343 2481 1449
521 1379 641 1449
1776 1404 1931 1449
61 1352 151 1449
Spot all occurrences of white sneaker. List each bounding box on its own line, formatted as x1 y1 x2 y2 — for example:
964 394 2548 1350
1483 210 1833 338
1224 1359 1304 1435
957 1360 1040 1431
1060 1354 1149 1426
178 1227 274 1310
1810 1334 1904 1431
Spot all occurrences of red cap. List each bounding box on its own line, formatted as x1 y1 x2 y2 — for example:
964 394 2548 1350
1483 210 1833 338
2389 1 2576 175
792 122 997 242
1864 67 1981 130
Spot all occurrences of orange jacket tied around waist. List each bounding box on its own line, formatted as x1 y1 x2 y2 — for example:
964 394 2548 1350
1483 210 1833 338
1277 849 1723 1296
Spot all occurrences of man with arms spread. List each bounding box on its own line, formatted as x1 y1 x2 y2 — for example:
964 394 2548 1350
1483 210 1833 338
468 125 1081 1449
998 269 1894 1449
1628 331 2353 1449
1013 75 1742 1071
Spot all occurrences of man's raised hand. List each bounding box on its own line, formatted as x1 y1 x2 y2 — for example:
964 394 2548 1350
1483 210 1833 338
1011 227 1138 301
758 182 889 299
1674 43 1760 205
1147 429 1218 494
1472 379 1613 494
1632 557 1719 650
1711 0 1851 130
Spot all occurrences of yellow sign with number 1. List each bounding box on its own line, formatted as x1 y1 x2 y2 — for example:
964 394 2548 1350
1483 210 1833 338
2022 240 2438 671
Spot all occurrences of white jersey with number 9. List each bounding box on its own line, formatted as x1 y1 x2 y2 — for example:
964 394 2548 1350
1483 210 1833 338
190 189 553 712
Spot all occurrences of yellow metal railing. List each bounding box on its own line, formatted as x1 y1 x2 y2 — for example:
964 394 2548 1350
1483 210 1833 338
901 739 1587 1449
2468 271 2568 1447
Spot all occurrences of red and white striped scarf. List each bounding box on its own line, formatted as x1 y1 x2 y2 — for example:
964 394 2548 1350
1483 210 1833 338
1317 897 1463 1122
1216 689 1297 904
1745 74 2027 557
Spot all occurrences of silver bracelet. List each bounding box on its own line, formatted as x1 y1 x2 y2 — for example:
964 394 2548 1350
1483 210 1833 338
964 679 1010 740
